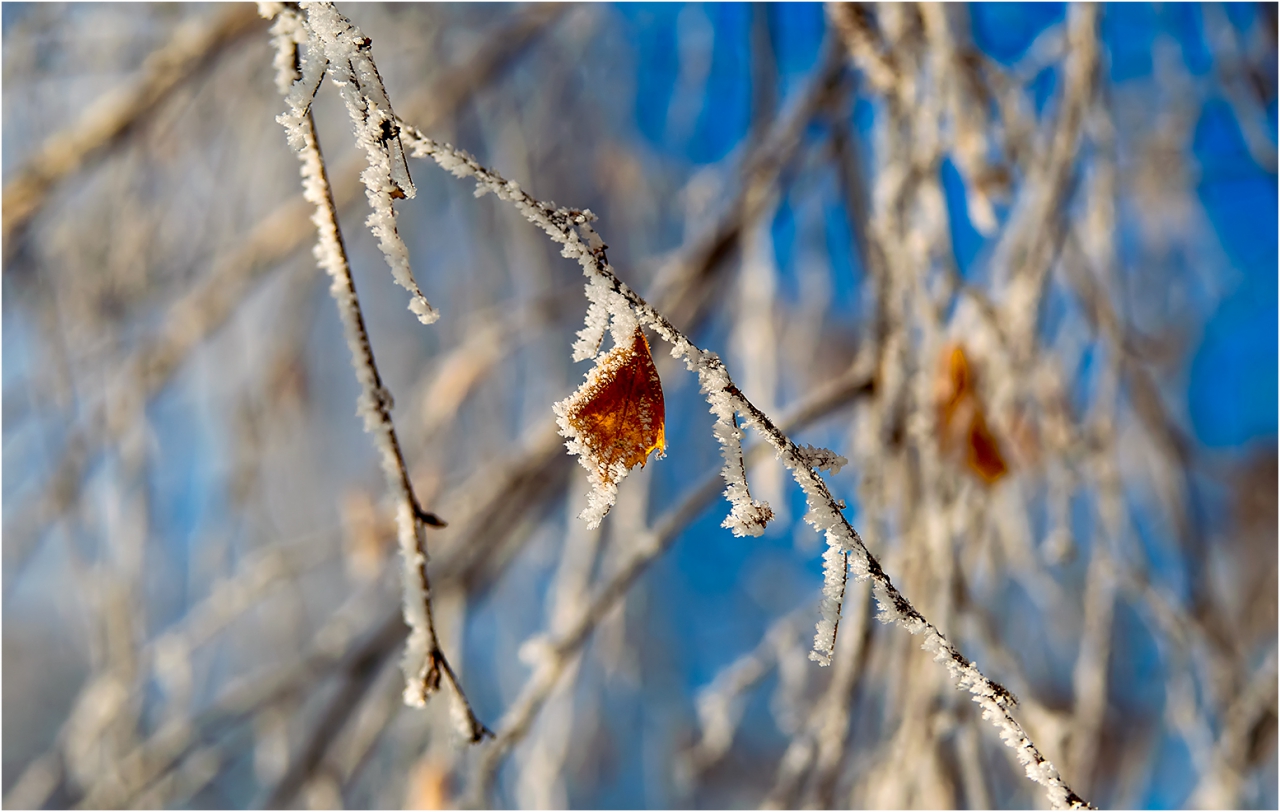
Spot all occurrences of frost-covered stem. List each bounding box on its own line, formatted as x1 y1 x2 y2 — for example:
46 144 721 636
399 128 1091 809
303 111 483 735
268 4 486 739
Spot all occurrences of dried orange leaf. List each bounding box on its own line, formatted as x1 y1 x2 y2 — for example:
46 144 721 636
936 343 1009 485
559 327 666 489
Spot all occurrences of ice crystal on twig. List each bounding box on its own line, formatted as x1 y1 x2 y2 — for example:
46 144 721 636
696 357 774 537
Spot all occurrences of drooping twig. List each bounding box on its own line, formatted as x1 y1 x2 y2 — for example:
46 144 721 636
266 3 486 738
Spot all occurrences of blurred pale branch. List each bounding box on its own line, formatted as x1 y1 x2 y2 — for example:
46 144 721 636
2 4 264 247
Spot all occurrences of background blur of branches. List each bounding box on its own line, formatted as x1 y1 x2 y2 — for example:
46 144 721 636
2 2 1276 809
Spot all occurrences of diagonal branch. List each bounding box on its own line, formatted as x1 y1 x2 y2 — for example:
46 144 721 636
2 4 265 247
398 121 1093 810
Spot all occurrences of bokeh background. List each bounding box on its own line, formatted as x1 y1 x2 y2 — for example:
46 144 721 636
3 2 1276 809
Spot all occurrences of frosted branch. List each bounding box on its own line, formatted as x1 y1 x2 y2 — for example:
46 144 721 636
398 125 1092 809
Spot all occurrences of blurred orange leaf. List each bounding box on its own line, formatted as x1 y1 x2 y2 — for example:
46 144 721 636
936 343 1009 485
562 327 666 486
404 754 451 810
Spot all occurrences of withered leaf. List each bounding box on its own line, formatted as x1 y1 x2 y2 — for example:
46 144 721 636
561 327 666 487
936 343 1009 485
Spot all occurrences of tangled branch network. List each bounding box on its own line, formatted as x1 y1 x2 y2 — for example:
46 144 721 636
264 2 1091 807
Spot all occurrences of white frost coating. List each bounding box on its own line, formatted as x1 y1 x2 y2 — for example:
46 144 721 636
569 275 637 364
274 14 328 141
302 2 413 197
745 423 863 666
571 278 611 362
601 285 639 350
807 543 847 665
919 630 1082 809
395 129 1091 808
694 356 773 537
553 385 621 529
796 444 847 474
395 501 430 707
300 2 439 326
264 4 306 95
